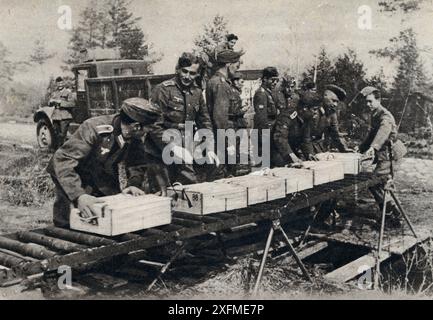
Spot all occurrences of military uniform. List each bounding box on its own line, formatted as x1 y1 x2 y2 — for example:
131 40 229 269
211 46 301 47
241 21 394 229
50 87 76 147
151 77 213 184
206 71 238 130
302 106 348 156
47 114 165 228
272 93 308 166
253 85 278 132
359 105 406 212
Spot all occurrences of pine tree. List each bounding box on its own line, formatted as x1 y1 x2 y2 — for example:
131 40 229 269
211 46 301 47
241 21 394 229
29 39 56 66
302 48 335 93
332 48 367 102
194 14 228 56
106 0 141 49
370 28 430 132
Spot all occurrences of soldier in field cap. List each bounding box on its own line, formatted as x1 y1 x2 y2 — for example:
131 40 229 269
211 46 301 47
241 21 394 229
206 49 244 178
150 52 218 185
47 97 169 228
50 76 76 148
358 86 407 227
302 84 352 159
253 67 280 160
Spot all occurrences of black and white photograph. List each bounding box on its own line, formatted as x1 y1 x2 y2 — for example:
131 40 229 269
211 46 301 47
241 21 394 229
0 0 433 303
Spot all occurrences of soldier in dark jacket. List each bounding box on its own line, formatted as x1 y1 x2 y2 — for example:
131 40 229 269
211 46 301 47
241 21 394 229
272 77 306 166
302 85 352 159
47 98 167 228
206 50 243 178
359 87 407 226
150 52 218 184
50 77 76 147
253 67 280 162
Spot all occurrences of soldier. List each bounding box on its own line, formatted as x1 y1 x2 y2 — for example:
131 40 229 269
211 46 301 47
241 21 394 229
215 33 239 55
358 86 407 227
50 77 76 147
46 98 168 228
229 72 247 129
151 52 218 184
253 67 280 159
302 85 352 159
272 77 306 166
206 49 243 178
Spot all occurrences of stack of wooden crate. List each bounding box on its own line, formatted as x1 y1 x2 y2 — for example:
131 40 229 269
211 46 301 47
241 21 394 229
215 175 286 205
302 161 345 185
262 167 314 194
70 194 172 236
316 152 362 175
167 182 248 215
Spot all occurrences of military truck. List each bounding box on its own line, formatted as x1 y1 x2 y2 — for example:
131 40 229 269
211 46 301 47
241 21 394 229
33 59 261 150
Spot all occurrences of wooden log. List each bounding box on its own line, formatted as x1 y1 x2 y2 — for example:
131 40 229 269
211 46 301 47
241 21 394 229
43 226 116 247
0 249 38 262
0 236 56 260
0 252 25 268
17 231 88 253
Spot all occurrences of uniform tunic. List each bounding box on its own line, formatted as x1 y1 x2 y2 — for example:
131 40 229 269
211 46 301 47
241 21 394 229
272 93 308 166
302 106 348 155
151 77 213 184
253 85 278 131
50 88 76 121
47 114 165 227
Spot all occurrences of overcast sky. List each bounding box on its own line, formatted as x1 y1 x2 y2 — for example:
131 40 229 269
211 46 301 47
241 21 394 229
1 0 433 84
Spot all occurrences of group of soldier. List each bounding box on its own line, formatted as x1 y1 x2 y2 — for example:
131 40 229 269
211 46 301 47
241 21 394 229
48 33 407 230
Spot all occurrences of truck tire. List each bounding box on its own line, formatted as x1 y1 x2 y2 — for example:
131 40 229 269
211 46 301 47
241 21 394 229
37 119 56 150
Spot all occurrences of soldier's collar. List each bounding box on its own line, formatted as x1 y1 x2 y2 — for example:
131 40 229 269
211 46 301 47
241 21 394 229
215 71 231 84
174 77 193 94
113 116 128 148
261 85 273 95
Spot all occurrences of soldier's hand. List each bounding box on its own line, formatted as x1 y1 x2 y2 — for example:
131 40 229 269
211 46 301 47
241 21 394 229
172 145 194 164
289 153 303 167
122 186 145 197
343 147 355 153
363 147 375 158
307 154 319 161
353 146 360 153
77 194 105 224
207 151 221 167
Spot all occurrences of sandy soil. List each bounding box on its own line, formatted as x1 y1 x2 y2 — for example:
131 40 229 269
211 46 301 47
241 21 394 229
0 122 36 146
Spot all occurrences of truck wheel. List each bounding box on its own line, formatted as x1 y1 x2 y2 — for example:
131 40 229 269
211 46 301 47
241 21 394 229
37 119 56 150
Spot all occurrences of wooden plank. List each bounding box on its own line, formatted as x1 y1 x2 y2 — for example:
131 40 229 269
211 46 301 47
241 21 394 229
324 253 385 283
324 235 424 283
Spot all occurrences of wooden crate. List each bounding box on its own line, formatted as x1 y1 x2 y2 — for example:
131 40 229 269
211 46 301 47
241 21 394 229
316 152 362 175
263 167 314 194
303 161 345 185
168 182 247 215
216 175 286 205
70 194 172 236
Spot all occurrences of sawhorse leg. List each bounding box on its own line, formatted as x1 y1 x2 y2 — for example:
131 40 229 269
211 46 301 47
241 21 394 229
252 219 313 295
146 242 187 292
298 204 323 248
374 179 418 289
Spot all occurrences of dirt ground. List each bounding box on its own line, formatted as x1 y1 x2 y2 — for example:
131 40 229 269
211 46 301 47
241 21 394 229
0 125 433 299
